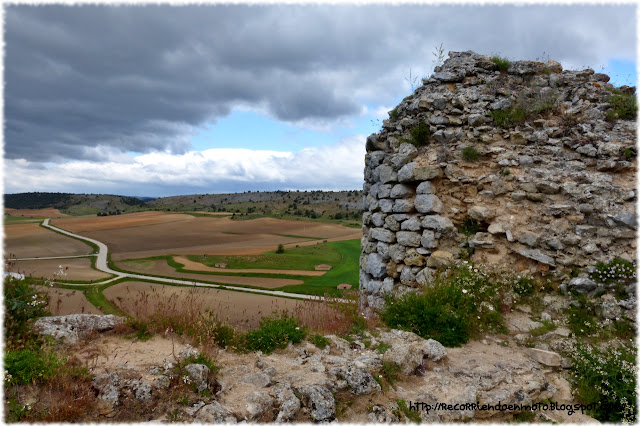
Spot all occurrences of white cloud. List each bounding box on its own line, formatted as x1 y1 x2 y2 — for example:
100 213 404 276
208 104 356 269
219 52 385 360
4 137 366 197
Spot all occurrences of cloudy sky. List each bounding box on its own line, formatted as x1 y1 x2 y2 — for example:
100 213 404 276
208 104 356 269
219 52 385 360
3 4 637 197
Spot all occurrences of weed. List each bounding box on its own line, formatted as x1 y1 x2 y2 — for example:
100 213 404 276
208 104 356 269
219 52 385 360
381 263 508 347
179 353 219 374
4 275 50 351
621 147 637 161
513 275 535 296
374 342 392 354
308 333 330 350
606 92 637 121
4 349 61 385
380 361 402 385
492 56 511 73
389 108 399 120
394 399 421 423
591 257 636 286
492 107 527 128
500 168 511 176
458 216 483 237
569 342 637 422
245 313 307 354
409 122 430 147
529 320 557 337
461 146 480 162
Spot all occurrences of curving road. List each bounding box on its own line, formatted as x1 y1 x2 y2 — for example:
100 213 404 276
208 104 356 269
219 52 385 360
42 219 329 302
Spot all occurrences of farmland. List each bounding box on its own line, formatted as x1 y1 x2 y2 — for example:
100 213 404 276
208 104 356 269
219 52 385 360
5 207 362 316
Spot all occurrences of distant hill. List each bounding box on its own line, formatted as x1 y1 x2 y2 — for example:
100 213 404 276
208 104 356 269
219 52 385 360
4 190 365 225
4 192 147 215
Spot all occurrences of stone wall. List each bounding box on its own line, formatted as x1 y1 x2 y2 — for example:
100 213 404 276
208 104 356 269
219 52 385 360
360 51 637 309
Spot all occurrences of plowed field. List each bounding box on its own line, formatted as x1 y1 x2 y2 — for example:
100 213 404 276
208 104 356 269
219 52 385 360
103 281 302 330
5 223 93 258
5 208 69 218
41 287 102 315
13 258 111 281
52 212 361 260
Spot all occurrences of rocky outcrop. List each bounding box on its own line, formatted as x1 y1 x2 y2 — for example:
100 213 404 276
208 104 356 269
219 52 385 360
360 50 636 308
33 314 125 344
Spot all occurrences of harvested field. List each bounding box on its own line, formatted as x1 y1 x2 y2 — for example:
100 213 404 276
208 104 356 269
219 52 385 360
104 281 302 330
5 208 69 218
4 223 93 258
173 256 325 276
52 212 361 260
12 258 111 281
41 287 101 315
116 259 303 288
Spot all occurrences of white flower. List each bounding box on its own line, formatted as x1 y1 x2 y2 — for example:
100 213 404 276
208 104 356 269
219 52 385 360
462 289 468 294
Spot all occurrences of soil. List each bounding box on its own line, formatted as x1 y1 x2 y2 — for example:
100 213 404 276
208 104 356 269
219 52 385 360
51 212 361 260
41 287 102 315
5 208 69 218
115 260 303 289
13 258 111 281
4 223 94 258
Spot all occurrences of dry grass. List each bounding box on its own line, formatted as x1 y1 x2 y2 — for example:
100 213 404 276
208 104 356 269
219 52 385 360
4 355 97 422
104 281 300 332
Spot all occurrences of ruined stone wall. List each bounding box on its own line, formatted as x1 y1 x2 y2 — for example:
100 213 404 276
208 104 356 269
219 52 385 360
360 51 637 309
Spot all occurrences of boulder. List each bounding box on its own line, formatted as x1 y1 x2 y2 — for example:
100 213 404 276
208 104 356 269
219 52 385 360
296 385 336 422
33 314 125 344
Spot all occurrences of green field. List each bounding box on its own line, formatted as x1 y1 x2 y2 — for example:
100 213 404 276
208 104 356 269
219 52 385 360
118 239 361 297
279 239 361 296
186 242 342 271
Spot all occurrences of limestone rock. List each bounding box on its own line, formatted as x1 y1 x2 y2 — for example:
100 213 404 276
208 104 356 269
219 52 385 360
196 401 237 423
296 385 336 422
245 391 275 420
33 314 125 344
185 363 210 393
273 382 301 422
415 194 444 214
427 250 454 268
528 348 562 367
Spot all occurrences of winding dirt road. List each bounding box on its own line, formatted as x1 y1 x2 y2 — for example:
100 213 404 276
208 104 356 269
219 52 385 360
42 219 327 301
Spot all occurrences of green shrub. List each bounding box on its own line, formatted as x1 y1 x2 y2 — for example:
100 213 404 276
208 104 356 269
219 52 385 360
566 296 598 337
180 353 219 374
389 108 399 120
606 93 637 121
622 147 637 161
4 276 51 351
513 275 535 296
276 244 285 254
409 122 430 147
126 318 153 341
458 216 482 237
569 342 637 423
591 258 636 285
492 56 511 73
5 349 61 385
246 314 307 354
491 107 527 128
461 146 480 162
381 263 506 347
309 334 330 350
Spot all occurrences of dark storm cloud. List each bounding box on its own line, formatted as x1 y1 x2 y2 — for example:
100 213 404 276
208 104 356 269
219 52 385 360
5 4 635 162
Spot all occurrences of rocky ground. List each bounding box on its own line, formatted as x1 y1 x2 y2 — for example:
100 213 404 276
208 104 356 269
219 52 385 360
30 309 599 423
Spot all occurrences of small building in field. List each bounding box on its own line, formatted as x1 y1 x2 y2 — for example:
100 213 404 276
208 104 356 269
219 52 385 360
315 264 332 271
215 263 227 268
